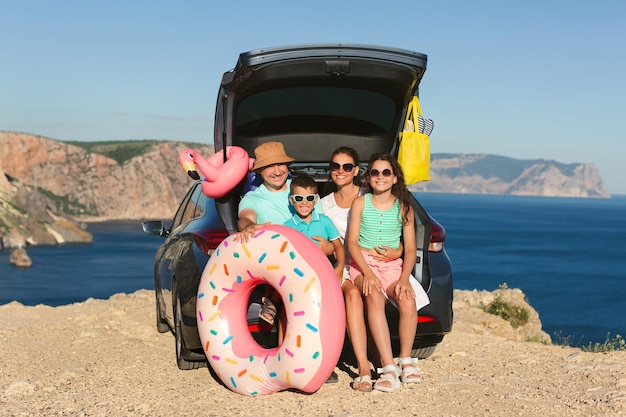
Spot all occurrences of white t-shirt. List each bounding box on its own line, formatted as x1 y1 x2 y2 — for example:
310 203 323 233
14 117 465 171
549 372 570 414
320 192 356 282
320 192 351 240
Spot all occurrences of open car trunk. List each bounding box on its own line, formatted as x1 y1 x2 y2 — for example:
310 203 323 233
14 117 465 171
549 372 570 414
215 43 427 165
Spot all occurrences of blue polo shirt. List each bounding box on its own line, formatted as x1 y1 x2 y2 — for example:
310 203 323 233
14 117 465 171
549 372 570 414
283 211 341 243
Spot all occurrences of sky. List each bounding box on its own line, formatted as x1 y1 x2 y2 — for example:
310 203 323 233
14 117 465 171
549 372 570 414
2 1 625 194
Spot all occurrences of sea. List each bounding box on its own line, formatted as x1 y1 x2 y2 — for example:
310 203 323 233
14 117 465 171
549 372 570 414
1 193 624 346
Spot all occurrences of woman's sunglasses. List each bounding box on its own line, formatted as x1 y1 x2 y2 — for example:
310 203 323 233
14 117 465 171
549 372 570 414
330 162 355 172
291 194 317 203
369 168 393 177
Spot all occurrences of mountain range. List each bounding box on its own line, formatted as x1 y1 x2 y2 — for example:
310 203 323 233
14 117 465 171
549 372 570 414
409 153 609 198
0 131 609 249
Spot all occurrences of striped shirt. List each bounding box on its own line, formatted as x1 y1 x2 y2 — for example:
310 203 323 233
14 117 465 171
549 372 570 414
358 193 402 250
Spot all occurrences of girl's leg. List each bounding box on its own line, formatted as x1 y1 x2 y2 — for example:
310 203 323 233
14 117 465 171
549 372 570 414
388 283 420 381
342 280 370 378
387 286 417 358
343 278 373 391
363 289 396 389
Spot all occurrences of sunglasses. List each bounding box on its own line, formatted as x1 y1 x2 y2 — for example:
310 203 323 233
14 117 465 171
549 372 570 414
369 168 393 177
330 162 355 172
291 194 317 203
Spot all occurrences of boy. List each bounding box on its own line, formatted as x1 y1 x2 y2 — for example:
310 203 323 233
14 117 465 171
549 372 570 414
283 175 345 282
258 174 345 325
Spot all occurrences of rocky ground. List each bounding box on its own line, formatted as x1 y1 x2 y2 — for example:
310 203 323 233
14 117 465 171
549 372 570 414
1 289 624 417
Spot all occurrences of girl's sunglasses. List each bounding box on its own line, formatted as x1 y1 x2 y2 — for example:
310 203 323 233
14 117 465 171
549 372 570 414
291 194 317 202
369 168 393 177
330 162 355 172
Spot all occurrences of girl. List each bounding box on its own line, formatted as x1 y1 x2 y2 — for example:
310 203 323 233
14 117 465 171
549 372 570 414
346 153 421 393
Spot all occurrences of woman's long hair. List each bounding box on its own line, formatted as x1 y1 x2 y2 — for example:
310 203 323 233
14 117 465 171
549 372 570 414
363 152 412 224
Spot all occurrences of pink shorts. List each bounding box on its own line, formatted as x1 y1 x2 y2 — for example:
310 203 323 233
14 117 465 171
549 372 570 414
348 250 403 292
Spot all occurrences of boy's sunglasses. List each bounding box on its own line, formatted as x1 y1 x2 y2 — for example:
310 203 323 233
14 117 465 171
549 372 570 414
330 162 355 172
291 194 317 202
369 168 393 177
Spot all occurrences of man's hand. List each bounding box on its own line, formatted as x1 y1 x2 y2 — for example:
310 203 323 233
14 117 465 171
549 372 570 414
235 222 270 243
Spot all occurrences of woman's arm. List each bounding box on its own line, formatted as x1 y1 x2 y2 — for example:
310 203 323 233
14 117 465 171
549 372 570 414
331 238 345 282
371 242 403 261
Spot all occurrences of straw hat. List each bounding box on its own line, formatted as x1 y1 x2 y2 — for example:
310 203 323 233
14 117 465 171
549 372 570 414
251 142 295 171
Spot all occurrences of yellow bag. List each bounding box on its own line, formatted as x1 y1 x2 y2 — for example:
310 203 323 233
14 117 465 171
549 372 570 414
398 96 431 184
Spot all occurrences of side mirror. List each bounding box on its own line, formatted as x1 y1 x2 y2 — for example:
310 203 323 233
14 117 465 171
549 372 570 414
142 220 167 237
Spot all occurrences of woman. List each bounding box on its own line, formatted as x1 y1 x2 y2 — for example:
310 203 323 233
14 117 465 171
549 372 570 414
321 147 403 392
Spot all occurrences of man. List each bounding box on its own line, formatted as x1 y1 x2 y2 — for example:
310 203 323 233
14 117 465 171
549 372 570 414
238 141 296 239
237 141 338 383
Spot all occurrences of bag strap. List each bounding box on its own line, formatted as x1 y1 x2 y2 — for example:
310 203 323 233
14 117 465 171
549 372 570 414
410 96 423 118
402 96 423 133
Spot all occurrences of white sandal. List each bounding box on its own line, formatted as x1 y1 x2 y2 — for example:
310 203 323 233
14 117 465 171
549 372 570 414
398 357 422 384
351 375 373 392
374 364 401 393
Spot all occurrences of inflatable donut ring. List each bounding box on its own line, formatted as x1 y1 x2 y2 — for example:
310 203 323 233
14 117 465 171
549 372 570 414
196 225 346 396
179 146 254 199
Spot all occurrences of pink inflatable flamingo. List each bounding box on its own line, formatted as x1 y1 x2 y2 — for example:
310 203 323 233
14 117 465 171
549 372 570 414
179 146 254 198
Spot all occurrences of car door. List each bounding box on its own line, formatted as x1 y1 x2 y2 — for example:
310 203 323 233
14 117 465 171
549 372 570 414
157 183 203 327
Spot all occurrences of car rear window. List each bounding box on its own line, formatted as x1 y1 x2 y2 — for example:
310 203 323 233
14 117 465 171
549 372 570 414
235 87 395 137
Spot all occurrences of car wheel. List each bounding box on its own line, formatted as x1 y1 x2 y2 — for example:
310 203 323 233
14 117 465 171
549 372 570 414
411 345 437 359
175 298 205 370
155 292 169 333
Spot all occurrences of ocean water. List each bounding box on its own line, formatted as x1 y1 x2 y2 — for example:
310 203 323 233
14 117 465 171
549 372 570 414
1 194 624 345
0 221 159 307
415 193 626 345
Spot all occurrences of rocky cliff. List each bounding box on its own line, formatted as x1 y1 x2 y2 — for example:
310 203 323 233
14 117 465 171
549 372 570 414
0 132 212 248
0 160 93 248
0 132 610 249
410 153 610 198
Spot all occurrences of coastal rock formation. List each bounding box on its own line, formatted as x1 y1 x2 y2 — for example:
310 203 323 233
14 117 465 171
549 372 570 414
0 170 92 249
9 247 32 268
453 287 550 344
0 132 212 221
411 154 610 198
0 131 212 248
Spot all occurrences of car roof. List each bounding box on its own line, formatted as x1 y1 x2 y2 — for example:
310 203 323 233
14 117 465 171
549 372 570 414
215 44 428 165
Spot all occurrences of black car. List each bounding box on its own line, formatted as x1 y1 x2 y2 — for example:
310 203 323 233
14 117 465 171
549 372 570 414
143 44 453 370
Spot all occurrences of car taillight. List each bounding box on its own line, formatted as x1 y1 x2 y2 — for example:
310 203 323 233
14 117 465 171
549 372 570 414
196 228 230 254
429 219 446 253
248 322 274 333
417 316 436 324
